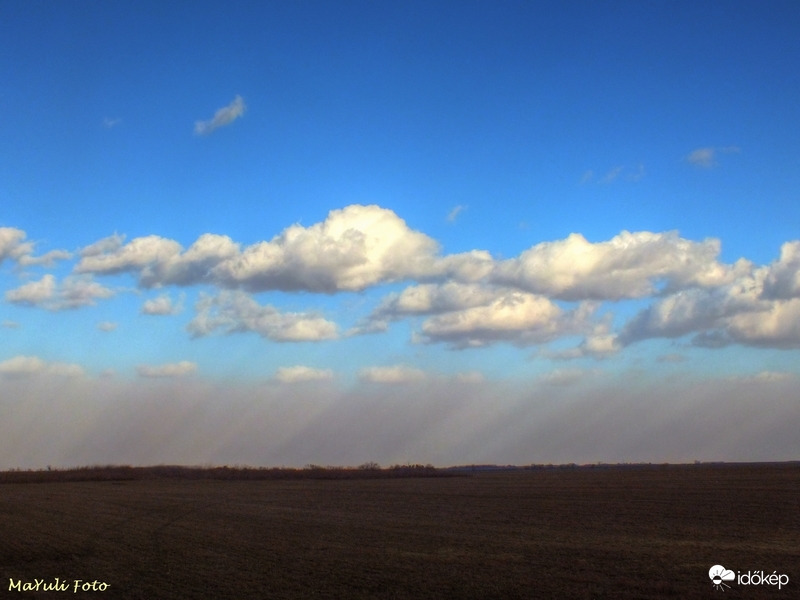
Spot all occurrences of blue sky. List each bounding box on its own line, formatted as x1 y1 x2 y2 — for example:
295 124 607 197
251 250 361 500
1 1 799 468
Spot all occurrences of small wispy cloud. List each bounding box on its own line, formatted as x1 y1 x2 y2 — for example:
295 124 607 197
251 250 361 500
657 353 686 363
80 233 125 257
274 365 334 384
359 365 427 384
538 368 593 386
97 321 118 332
137 361 197 378
446 205 466 223
686 147 715 168
627 163 645 182
103 117 122 129
194 95 246 136
453 371 485 384
17 249 72 268
686 146 740 168
581 164 645 185
600 165 624 184
734 371 797 384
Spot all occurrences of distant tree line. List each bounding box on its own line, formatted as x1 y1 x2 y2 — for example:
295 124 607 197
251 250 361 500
0 463 457 484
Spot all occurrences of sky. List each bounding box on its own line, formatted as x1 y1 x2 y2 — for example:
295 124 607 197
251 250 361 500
1 0 799 469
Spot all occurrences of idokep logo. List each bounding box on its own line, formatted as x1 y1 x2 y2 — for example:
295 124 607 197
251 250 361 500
709 564 790 592
709 565 735 591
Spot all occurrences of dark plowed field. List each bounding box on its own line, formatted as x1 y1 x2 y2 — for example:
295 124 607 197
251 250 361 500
1 464 797 598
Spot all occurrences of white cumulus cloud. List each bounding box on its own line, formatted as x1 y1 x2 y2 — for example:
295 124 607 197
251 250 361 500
370 282 601 350
762 240 800 299
619 256 800 349
141 294 183 316
417 291 576 349
58 276 115 309
187 291 338 342
76 235 182 279
7 206 800 354
144 234 240 288
77 233 239 289
0 228 71 268
210 204 441 292
74 205 485 293
0 227 34 264
0 355 84 378
725 297 800 348
5 274 56 305
373 282 507 319
492 230 745 301
5 275 114 310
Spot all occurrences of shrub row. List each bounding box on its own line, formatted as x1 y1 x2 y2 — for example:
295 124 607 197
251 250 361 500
0 463 457 484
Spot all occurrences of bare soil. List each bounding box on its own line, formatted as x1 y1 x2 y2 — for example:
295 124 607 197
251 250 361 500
1 464 797 599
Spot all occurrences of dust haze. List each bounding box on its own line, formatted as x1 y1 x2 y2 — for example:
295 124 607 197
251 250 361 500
1 372 797 470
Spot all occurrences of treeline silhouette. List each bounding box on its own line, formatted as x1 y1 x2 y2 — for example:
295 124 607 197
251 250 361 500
0 463 457 484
